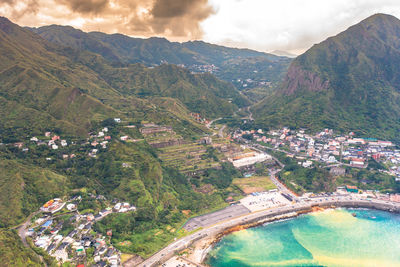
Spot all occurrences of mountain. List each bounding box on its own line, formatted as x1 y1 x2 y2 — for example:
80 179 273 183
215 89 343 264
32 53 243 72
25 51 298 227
0 16 250 264
0 17 247 141
30 25 292 94
271 50 297 58
253 14 400 141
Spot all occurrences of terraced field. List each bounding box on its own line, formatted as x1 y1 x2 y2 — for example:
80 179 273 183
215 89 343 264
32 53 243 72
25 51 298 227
159 143 220 172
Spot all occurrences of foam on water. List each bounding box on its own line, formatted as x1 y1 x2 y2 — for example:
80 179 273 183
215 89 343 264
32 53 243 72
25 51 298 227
206 209 400 267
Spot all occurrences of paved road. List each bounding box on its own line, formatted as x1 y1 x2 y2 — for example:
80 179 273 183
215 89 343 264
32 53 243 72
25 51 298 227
16 210 47 266
206 117 222 128
183 204 250 231
17 210 40 247
137 196 400 267
218 125 226 138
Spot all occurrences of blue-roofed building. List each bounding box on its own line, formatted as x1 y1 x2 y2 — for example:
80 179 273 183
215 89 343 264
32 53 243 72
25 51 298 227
42 219 53 228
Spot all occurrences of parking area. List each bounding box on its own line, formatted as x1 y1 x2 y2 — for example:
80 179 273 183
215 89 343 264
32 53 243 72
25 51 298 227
240 191 291 212
183 204 251 231
162 256 196 267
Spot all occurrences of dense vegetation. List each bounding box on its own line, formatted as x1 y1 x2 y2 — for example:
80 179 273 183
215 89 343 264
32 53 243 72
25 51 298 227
254 14 400 142
0 16 250 263
0 230 42 267
31 25 291 94
0 16 248 143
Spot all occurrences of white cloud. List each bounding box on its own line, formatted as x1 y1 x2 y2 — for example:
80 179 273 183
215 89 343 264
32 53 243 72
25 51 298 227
202 0 400 54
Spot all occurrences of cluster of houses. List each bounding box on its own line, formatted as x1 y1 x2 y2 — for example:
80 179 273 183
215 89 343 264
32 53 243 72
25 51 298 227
184 63 219 74
233 127 400 178
28 195 136 266
6 131 74 158
189 112 210 125
234 78 272 89
88 127 112 158
3 125 114 161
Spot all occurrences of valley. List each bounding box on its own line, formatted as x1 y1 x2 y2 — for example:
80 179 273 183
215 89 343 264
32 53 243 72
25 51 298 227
2 10 400 267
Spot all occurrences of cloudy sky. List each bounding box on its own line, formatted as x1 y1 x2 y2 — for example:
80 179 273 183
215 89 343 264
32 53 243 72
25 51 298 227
2 0 400 54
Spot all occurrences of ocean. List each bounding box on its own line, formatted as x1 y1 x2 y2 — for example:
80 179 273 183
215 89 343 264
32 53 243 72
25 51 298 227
206 208 400 267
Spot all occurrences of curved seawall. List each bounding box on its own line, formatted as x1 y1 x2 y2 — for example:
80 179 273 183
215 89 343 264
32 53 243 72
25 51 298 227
137 198 400 267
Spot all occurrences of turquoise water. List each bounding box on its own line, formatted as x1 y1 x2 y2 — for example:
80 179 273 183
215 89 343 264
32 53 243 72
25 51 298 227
206 209 400 267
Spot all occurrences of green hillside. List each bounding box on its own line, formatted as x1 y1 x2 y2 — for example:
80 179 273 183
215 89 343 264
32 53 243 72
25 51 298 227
253 13 400 141
0 16 247 263
0 230 42 267
0 159 69 228
30 25 292 95
0 16 245 142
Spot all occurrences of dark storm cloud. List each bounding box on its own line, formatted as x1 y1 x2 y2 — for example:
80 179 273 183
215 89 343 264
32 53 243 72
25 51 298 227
148 0 214 37
54 0 214 37
57 0 109 14
152 0 210 18
0 0 214 40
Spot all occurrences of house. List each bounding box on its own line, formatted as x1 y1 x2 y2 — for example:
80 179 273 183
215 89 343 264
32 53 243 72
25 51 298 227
66 204 76 211
14 142 23 148
61 140 67 147
330 167 346 176
302 160 313 168
52 144 58 150
114 203 121 211
327 155 337 163
345 185 359 193
120 136 129 141
378 140 393 147
114 118 121 123
30 137 39 142
91 141 99 146
107 229 112 236
350 158 365 168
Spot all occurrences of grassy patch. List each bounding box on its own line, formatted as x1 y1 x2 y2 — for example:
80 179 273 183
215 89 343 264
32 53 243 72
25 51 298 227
233 176 276 194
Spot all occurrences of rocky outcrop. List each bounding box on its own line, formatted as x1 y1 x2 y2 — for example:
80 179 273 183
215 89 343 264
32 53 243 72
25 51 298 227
282 65 329 95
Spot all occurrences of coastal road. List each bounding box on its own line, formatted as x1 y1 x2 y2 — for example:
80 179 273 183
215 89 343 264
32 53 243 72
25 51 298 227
137 196 400 267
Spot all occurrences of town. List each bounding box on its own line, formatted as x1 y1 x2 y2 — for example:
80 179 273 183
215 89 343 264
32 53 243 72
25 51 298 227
232 127 400 180
25 194 136 266
6 119 400 267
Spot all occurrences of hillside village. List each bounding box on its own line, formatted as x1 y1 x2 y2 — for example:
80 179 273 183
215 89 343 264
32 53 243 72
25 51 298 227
233 127 400 180
26 193 136 266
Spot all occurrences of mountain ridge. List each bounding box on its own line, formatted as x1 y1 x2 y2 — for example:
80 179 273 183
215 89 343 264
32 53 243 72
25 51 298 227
253 13 400 141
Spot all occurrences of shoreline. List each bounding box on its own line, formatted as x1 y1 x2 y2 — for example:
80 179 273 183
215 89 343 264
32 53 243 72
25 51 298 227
137 198 400 267
191 209 314 265
195 204 398 266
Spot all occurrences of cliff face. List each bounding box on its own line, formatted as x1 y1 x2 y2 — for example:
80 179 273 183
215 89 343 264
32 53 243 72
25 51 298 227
281 65 329 95
253 13 400 141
